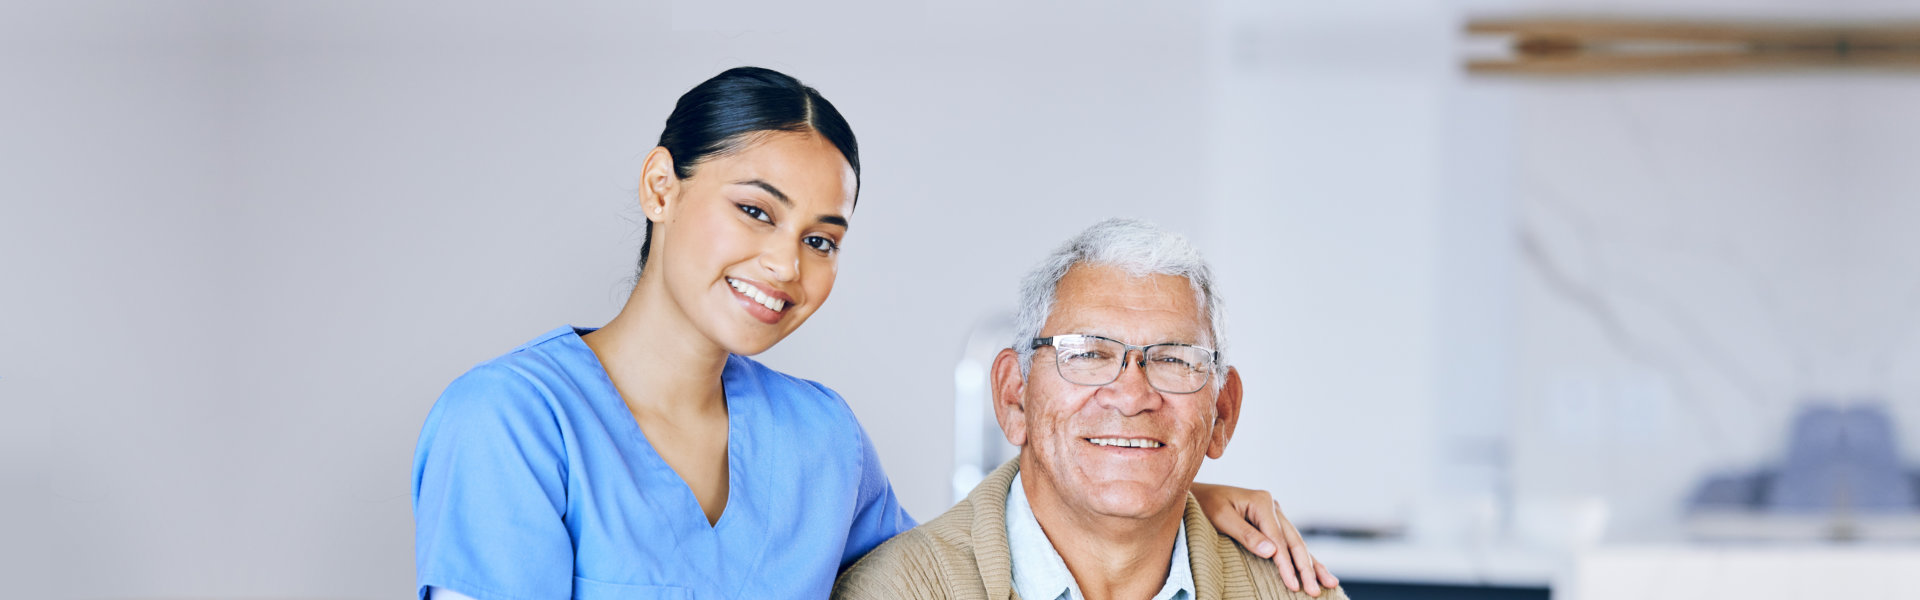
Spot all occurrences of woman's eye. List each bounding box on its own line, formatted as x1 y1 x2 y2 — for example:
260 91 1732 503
804 236 839 254
737 204 771 223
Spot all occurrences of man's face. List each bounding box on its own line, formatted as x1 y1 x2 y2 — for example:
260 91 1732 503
996 263 1242 522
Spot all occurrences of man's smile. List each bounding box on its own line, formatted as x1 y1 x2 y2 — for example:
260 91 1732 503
1084 436 1166 449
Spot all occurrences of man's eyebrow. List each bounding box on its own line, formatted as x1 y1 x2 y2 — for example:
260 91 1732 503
734 179 791 206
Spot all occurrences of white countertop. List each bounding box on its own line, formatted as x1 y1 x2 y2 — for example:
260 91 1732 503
1307 536 1920 598
1301 536 1566 588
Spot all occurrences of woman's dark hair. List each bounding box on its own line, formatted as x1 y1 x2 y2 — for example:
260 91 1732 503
639 66 860 273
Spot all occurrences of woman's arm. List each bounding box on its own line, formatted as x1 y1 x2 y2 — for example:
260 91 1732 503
414 366 576 600
1191 483 1340 597
832 383 919 568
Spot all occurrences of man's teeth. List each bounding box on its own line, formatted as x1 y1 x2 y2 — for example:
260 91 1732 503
1088 437 1164 449
728 278 786 312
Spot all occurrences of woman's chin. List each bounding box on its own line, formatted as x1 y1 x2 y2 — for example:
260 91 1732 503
725 339 779 356
712 322 796 357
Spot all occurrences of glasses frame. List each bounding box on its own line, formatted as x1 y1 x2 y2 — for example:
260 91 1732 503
1030 334 1220 394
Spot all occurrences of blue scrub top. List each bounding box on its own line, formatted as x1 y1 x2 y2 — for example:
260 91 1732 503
413 326 916 600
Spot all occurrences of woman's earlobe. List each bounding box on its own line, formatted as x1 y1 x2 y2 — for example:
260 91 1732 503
639 146 679 217
642 174 675 221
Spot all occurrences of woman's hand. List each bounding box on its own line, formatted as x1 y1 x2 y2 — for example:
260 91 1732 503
1191 483 1339 597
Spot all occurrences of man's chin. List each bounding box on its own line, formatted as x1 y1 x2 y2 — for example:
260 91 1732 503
1076 481 1188 520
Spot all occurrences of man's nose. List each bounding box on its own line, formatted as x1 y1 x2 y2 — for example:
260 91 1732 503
1096 349 1159 416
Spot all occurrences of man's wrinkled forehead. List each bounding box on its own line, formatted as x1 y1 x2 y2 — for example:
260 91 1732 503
1059 267 1205 328
1044 266 1213 345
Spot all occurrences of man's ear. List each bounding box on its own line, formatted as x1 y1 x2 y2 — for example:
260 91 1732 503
639 146 679 222
1206 366 1243 459
990 348 1029 447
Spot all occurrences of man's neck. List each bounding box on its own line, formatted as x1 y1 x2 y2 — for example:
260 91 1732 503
1018 471 1185 600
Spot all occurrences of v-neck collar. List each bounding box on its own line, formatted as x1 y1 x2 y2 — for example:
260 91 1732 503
564 327 755 533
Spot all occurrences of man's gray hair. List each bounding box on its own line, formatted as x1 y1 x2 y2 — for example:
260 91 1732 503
1012 218 1228 377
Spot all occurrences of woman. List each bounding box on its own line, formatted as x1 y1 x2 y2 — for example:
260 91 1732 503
413 67 1337 600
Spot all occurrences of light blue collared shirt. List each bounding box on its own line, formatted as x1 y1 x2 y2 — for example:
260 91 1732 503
1006 473 1193 600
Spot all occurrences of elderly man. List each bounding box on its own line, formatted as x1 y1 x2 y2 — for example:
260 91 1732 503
835 219 1346 600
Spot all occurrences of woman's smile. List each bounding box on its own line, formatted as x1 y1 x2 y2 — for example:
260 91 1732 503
727 276 794 324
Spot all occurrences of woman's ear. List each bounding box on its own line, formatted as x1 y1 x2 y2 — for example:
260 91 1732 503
639 146 678 222
990 348 1029 447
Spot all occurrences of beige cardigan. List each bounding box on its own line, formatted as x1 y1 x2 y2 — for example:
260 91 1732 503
833 460 1350 600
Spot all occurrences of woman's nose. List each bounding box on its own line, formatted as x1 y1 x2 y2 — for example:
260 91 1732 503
760 239 799 282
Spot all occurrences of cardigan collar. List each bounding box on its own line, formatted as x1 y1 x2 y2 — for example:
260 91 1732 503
966 458 1229 600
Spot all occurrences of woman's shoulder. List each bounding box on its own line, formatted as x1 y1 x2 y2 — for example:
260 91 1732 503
726 354 858 421
725 353 839 397
428 326 589 429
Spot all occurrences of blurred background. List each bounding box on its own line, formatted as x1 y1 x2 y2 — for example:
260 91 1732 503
4 0 1917 598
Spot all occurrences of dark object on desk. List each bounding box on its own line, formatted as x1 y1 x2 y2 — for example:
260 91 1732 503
1340 581 1547 600
1298 523 1406 540
1686 404 1920 540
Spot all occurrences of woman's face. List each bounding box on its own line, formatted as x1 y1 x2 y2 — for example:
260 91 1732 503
652 131 857 356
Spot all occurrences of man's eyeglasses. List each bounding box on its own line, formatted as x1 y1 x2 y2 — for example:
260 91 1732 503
1030 334 1219 394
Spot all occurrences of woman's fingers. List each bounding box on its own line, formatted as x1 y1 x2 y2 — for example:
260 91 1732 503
1316 560 1340 589
1193 484 1279 558
1269 541 1303 592
1290 543 1321 597
1276 500 1322 597
1191 484 1335 595
1216 511 1279 559
1259 498 1305 593
1250 491 1288 562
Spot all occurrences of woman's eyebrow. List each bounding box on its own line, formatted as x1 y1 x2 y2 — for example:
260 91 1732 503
733 179 791 206
734 179 848 228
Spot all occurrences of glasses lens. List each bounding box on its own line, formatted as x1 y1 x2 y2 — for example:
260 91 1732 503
1049 336 1215 393
1052 336 1123 386
1144 345 1214 394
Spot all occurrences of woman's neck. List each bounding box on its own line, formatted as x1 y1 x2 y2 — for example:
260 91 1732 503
583 272 730 418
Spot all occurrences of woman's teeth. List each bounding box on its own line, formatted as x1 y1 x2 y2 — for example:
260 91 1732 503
728 278 786 312
1088 437 1163 449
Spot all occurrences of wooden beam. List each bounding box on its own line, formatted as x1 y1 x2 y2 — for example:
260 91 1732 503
1466 18 1920 75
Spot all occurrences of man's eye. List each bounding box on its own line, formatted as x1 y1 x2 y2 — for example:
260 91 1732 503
1068 351 1109 361
1154 356 1198 371
737 204 771 222
804 236 838 254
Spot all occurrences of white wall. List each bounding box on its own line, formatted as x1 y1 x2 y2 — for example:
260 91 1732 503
7 1 1912 598
4 1 1220 598
1195 0 1458 529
